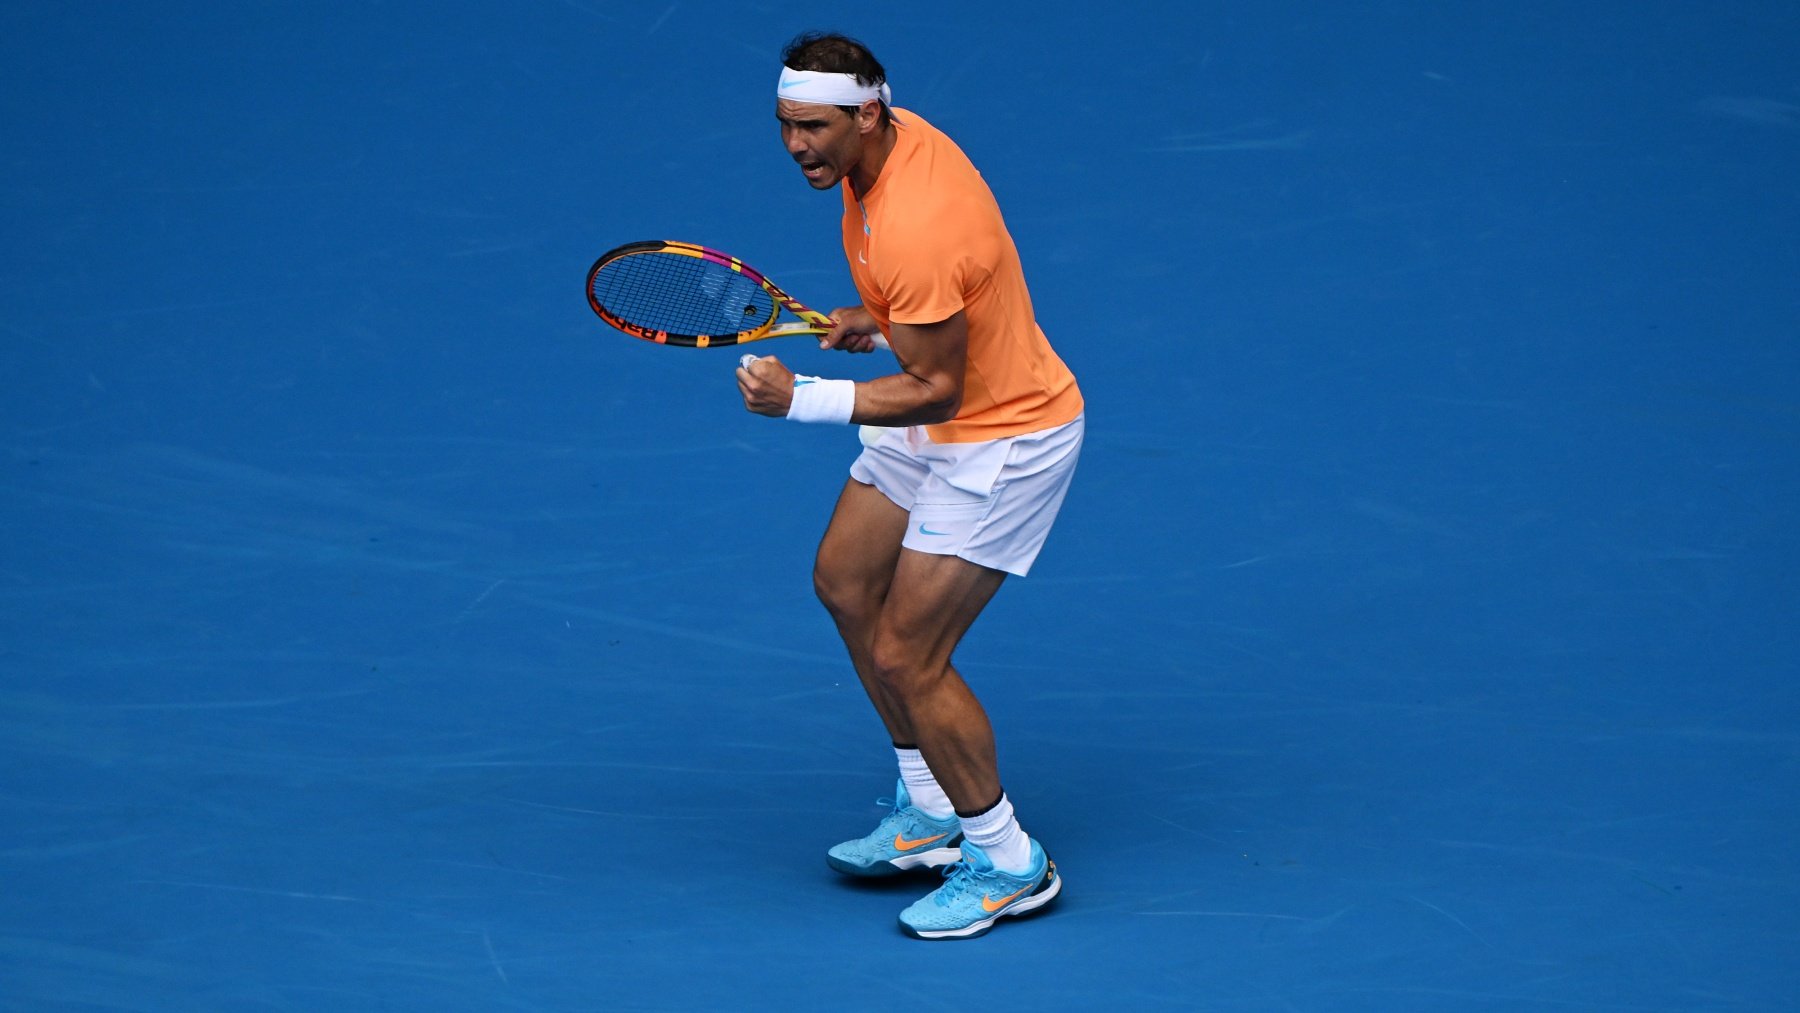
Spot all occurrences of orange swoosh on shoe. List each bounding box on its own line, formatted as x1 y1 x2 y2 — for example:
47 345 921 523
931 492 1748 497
892 831 948 852
981 884 1032 912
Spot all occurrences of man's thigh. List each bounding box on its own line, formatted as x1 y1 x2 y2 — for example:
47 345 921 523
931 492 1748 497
816 479 910 596
876 548 1008 672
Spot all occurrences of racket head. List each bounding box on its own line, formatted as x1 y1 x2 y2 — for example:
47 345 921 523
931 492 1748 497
586 240 831 348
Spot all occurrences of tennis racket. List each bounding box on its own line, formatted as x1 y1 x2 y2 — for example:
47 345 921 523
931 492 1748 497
587 239 838 348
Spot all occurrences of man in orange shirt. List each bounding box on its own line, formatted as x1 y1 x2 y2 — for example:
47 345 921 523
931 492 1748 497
737 31 1083 940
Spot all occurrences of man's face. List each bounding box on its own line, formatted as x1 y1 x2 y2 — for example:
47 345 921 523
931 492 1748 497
777 99 863 190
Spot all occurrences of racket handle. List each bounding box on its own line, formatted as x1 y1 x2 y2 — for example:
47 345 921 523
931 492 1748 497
739 353 759 370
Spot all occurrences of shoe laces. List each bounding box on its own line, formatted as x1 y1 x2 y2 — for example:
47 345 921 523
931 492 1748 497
932 859 978 907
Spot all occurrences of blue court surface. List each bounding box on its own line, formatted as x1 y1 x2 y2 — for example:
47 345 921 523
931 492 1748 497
3 2 1797 1010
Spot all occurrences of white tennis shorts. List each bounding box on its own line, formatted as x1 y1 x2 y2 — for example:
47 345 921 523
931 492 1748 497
848 414 1084 577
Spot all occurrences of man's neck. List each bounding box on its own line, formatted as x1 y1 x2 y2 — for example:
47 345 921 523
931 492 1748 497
848 122 899 197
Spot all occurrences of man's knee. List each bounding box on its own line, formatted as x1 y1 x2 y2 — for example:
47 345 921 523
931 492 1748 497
867 627 940 695
814 553 881 625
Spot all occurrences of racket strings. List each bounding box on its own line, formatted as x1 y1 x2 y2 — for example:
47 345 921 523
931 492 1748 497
591 253 777 339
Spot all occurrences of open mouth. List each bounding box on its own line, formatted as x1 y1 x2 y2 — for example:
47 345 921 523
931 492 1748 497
799 159 828 180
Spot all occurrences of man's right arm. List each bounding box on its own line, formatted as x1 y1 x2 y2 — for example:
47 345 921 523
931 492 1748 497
820 305 884 353
739 307 965 426
849 311 966 426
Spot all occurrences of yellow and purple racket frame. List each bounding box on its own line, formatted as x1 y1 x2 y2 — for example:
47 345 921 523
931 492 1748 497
586 239 835 348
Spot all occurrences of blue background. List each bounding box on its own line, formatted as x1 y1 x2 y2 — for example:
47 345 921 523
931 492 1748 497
3 1 1796 1009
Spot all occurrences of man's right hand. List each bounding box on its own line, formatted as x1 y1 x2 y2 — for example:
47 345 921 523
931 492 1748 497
821 305 885 353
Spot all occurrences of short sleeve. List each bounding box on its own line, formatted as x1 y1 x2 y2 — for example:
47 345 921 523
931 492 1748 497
874 226 968 325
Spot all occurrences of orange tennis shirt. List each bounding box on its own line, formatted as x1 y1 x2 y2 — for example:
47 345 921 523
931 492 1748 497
841 109 1083 444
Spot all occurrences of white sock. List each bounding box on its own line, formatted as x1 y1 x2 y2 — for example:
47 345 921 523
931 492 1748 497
958 793 1033 873
894 746 954 818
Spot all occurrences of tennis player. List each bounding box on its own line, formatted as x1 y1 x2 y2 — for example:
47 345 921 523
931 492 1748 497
736 32 1084 940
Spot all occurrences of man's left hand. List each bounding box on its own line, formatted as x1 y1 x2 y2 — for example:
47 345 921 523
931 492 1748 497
736 355 795 417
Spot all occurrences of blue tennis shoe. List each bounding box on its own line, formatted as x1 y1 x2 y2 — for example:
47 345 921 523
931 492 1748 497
826 781 964 877
898 839 1061 940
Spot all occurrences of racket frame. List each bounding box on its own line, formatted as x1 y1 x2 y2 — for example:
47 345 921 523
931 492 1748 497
586 240 835 348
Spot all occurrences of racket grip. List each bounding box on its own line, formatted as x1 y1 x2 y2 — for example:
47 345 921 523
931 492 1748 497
738 353 759 370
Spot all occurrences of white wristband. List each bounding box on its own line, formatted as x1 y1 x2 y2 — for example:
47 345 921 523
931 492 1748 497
786 377 856 425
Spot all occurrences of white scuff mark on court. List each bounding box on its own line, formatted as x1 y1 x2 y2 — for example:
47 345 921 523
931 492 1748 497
1409 895 1488 945
1146 813 1234 848
1243 196 1451 240
1429 838 1763 885
1135 910 1313 921
1146 123 1312 153
496 796 715 821
60 297 296 321
1688 96 1799 129
762 686 844 704
917 50 981 107
1349 497 1467 539
0 835 153 861
1297 907 1355 935
508 588 845 665
426 859 573 883
645 3 678 34
456 578 507 623
109 686 377 711
1217 638 1283 666
133 880 367 903
548 0 617 23
1618 547 1732 561
482 931 509 983
1146 131 1312 153
446 236 551 258
109 443 490 539
1409 394 1535 414
413 205 511 221
1 321 51 348
1218 555 1269 569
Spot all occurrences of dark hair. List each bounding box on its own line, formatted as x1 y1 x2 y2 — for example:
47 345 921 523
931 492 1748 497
781 31 892 127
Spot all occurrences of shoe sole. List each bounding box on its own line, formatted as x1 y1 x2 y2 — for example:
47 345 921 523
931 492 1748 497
898 860 1062 940
826 844 963 877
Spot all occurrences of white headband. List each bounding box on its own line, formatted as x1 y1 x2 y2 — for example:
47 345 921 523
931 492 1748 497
777 67 893 108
